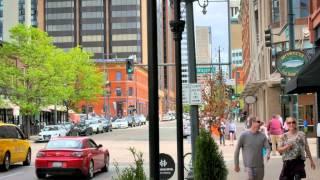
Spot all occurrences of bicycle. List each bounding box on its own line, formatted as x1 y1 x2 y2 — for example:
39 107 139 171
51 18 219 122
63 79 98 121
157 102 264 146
183 152 193 174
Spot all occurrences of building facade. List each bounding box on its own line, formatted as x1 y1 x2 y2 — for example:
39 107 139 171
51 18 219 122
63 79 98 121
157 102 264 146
241 0 315 136
0 0 37 41
79 59 148 117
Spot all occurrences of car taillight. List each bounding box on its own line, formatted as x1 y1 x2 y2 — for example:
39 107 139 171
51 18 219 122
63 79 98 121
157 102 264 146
37 152 46 157
71 152 84 157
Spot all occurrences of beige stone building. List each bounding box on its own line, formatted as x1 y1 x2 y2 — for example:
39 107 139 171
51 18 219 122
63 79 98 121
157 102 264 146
241 0 316 135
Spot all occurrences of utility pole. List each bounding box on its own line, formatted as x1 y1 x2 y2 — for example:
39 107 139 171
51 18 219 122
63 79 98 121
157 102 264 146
170 0 185 179
185 1 199 178
287 0 299 121
147 0 160 179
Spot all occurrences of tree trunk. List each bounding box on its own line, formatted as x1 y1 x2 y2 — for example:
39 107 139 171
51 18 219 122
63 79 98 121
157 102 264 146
53 105 57 124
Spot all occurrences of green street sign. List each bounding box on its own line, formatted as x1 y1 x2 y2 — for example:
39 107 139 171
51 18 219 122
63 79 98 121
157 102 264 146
196 67 216 75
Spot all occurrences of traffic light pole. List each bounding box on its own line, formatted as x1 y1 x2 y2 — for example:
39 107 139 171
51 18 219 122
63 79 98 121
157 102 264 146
147 0 160 179
185 1 199 179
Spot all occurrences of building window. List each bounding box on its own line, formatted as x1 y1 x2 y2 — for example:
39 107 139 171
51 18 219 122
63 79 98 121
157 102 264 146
112 0 138 5
272 0 280 23
128 87 133 96
116 88 122 96
116 72 122 81
82 35 103 42
293 0 309 19
128 73 133 81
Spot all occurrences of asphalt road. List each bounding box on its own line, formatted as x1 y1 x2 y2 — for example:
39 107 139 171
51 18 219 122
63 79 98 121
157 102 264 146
0 120 191 180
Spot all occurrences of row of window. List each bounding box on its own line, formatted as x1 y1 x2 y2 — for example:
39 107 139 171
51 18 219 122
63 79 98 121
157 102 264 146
232 52 242 57
46 13 74 20
232 60 243 65
112 22 140 30
112 46 139 53
46 1 74 8
112 34 139 41
81 23 104 30
82 35 104 42
112 0 139 6
81 11 103 18
83 46 104 53
115 87 134 96
112 10 139 17
47 24 74 31
52 36 74 43
82 0 103 7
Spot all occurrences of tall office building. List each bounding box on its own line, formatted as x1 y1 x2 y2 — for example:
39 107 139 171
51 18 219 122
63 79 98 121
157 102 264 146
38 0 142 62
0 0 37 41
195 26 212 64
181 2 188 84
109 0 141 62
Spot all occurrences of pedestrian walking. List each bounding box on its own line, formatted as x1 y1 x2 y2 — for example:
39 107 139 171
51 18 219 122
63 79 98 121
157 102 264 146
219 121 226 146
267 115 283 156
228 120 237 146
278 117 316 180
303 119 308 134
260 121 269 157
234 116 271 180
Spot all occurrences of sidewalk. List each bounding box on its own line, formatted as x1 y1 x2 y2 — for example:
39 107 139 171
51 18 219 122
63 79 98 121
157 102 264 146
221 124 320 180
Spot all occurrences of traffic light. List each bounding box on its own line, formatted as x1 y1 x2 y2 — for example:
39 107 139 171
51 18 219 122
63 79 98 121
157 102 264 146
126 59 134 74
265 29 272 47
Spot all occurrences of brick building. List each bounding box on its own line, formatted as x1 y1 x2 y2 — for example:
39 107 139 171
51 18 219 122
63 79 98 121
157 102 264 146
78 59 148 118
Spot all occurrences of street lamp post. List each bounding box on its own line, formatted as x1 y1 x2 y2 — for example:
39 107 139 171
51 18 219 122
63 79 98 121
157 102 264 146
183 1 231 179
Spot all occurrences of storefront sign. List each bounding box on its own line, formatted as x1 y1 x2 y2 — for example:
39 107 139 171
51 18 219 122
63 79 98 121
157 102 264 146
159 153 175 179
277 50 307 77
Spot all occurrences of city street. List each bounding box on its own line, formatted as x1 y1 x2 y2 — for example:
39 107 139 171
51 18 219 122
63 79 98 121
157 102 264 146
0 120 191 180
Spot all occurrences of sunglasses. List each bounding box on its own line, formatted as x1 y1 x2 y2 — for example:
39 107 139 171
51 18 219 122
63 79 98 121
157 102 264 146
254 120 261 124
287 121 296 125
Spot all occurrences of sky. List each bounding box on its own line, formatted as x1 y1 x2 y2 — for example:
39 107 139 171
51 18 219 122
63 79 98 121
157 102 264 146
193 1 229 64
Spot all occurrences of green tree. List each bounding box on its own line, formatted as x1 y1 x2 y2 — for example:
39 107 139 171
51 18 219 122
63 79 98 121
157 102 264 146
0 24 103 136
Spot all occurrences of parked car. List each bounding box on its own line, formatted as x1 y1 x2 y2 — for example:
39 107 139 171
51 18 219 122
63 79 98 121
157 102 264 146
162 114 174 121
73 123 93 136
35 137 110 179
0 123 31 171
85 119 103 134
125 116 136 127
134 114 146 125
112 118 129 129
183 120 191 138
37 125 67 142
101 119 112 132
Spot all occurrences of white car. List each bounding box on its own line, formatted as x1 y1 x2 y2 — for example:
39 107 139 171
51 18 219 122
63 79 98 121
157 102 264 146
183 120 191 138
137 115 147 125
162 114 174 121
37 125 67 142
112 119 129 129
85 119 104 134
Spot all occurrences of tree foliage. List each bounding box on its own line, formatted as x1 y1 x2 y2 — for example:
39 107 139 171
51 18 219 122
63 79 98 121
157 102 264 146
0 24 103 121
201 73 231 122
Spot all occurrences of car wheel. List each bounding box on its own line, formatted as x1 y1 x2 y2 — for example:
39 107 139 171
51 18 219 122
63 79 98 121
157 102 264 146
36 170 46 179
23 148 31 166
0 152 10 171
101 156 109 172
85 160 94 179
96 128 99 134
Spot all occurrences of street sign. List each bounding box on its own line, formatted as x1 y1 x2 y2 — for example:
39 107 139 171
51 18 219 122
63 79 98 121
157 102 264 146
196 67 216 74
225 79 235 86
182 84 190 104
189 83 202 105
159 153 175 179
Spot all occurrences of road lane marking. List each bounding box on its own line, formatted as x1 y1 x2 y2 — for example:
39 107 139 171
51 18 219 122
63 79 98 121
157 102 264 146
0 172 23 180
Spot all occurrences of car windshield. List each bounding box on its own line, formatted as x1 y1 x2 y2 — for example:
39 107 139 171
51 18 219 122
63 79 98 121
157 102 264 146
47 140 82 149
115 119 125 122
43 126 59 131
85 120 98 125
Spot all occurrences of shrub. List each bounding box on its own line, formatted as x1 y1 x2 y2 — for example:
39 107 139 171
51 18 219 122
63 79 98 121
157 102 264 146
113 147 147 180
194 129 228 180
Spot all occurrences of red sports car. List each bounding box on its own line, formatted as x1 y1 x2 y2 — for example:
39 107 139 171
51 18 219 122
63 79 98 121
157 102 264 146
35 137 109 179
